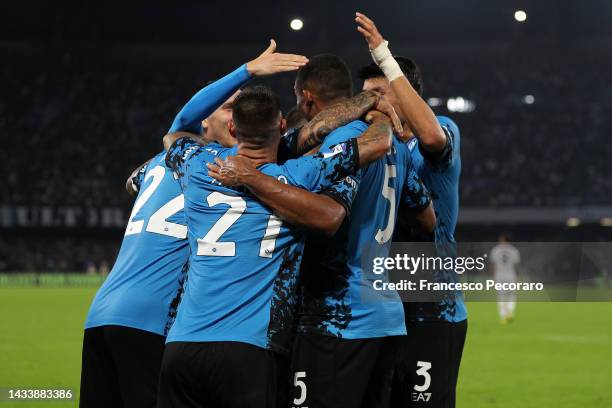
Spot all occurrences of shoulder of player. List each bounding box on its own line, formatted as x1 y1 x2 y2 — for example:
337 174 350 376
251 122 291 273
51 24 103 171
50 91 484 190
340 119 368 132
327 119 368 138
436 115 460 140
262 152 329 186
202 141 233 156
149 150 167 166
255 162 295 186
184 140 232 161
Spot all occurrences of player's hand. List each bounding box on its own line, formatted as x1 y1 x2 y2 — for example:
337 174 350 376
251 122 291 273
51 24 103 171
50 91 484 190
365 109 393 125
373 96 403 134
355 12 385 50
246 39 309 77
207 156 257 186
396 128 414 143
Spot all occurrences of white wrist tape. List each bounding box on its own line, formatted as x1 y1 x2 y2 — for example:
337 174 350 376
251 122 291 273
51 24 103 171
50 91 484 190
370 41 403 82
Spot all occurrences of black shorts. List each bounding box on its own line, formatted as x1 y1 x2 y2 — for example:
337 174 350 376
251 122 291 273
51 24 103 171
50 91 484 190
390 320 467 408
289 332 401 408
80 325 166 408
157 341 288 408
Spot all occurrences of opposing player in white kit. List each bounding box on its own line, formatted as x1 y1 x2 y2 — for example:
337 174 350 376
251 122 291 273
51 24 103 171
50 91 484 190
489 235 521 324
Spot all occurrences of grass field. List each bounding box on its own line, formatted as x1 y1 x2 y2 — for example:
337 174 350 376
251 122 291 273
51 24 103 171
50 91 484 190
1 287 611 407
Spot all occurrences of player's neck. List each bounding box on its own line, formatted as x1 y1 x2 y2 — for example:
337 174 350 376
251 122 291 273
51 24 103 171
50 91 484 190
316 96 349 113
236 143 278 167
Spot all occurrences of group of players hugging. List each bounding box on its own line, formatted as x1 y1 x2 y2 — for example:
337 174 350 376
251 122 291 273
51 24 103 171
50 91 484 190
79 12 467 408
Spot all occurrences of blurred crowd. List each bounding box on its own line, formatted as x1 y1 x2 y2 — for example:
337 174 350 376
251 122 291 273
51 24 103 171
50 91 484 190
422 52 612 207
0 235 117 272
1 45 611 271
2 48 610 210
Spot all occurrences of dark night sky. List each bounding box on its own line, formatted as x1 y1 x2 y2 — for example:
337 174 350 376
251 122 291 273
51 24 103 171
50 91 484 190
1 0 611 48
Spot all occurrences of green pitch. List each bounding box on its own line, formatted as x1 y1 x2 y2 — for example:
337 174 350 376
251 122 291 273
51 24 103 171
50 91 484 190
0 287 611 407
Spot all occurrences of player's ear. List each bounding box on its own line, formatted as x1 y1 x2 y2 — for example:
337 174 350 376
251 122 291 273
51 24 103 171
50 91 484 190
303 89 314 104
302 89 317 117
202 118 209 131
279 117 287 135
228 119 236 138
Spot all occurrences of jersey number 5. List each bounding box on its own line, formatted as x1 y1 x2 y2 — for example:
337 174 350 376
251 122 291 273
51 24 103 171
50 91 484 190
375 164 397 244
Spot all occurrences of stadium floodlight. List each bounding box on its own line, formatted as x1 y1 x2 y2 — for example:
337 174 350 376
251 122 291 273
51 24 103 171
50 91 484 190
290 18 304 31
447 97 476 113
601 218 612 227
514 10 527 22
566 217 580 227
523 95 535 105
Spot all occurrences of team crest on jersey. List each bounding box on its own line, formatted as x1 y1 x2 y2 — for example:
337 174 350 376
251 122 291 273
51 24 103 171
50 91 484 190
408 138 418 152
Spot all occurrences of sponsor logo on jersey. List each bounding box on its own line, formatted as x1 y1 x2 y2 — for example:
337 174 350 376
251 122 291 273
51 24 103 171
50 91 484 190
322 143 346 158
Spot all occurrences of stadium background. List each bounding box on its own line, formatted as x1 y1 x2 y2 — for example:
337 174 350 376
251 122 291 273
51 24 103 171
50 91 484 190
1 0 611 407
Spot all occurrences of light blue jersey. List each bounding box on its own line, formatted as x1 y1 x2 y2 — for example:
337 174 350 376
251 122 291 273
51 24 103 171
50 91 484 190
404 116 467 323
85 152 189 335
165 136 360 354
86 64 253 335
298 121 431 339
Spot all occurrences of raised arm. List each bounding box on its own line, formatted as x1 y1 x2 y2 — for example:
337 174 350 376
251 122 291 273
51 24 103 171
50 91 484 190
356 12 447 153
167 64 251 136
166 40 308 140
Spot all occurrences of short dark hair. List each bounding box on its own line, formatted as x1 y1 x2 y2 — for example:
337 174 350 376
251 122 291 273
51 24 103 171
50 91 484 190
232 85 281 145
285 105 307 130
358 56 423 96
295 54 353 101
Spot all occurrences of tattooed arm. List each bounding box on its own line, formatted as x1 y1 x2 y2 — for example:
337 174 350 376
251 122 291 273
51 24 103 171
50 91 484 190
295 90 401 155
208 154 347 236
354 111 393 166
356 12 447 153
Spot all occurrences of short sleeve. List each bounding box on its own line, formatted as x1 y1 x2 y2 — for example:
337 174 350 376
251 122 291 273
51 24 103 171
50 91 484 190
131 162 149 192
281 139 360 192
402 168 432 210
320 121 367 152
419 117 459 170
321 174 362 215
